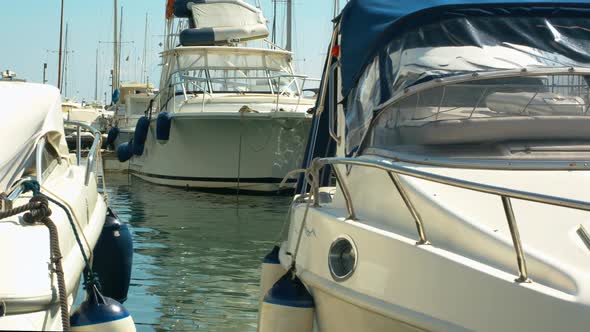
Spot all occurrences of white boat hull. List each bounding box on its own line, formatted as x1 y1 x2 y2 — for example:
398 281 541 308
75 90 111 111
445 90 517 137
279 158 590 332
130 113 310 192
0 165 107 330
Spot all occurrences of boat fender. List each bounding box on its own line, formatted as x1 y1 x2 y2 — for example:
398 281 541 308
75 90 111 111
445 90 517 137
117 141 133 163
258 271 314 332
156 112 173 142
91 207 133 303
70 285 136 332
259 246 285 302
132 116 149 155
116 141 133 162
106 127 120 150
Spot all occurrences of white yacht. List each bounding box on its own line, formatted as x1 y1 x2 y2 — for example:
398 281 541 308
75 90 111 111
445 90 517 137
0 82 108 330
260 1 590 331
109 82 155 148
119 0 316 193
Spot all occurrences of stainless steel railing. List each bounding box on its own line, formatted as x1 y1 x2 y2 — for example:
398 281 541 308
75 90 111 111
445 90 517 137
311 157 590 282
64 121 102 186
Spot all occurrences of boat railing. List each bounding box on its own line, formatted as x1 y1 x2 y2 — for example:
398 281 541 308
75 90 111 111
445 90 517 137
310 157 590 283
156 74 319 113
64 121 102 186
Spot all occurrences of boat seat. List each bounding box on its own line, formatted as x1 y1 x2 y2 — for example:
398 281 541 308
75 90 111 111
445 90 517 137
396 116 590 145
179 0 269 46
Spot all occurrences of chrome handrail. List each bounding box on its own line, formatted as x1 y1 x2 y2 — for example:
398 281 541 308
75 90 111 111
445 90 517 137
311 157 590 282
64 121 101 186
328 62 340 144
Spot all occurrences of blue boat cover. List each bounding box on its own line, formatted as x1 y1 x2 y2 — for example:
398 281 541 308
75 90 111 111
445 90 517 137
340 0 590 97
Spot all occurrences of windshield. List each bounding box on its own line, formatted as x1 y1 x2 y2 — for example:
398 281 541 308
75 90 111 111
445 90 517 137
175 69 299 95
366 73 590 153
346 15 590 155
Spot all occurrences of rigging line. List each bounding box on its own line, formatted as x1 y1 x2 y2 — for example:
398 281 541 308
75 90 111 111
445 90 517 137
41 185 93 263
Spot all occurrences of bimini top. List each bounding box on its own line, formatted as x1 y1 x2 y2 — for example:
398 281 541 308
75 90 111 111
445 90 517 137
339 0 590 97
0 82 68 192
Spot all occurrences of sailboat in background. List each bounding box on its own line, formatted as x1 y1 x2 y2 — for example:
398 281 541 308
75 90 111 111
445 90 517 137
107 5 156 151
59 23 112 149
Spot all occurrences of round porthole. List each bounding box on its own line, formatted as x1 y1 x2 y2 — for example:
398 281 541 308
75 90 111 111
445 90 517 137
328 236 357 281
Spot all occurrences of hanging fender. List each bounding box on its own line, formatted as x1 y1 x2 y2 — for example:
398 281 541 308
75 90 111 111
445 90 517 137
133 116 150 156
116 141 133 162
156 112 173 142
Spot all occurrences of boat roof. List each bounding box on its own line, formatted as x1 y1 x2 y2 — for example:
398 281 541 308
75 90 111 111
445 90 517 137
339 0 590 97
165 45 292 57
0 82 68 192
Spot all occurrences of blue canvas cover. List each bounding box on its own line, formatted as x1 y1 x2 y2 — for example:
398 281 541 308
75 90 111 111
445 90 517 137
340 0 590 97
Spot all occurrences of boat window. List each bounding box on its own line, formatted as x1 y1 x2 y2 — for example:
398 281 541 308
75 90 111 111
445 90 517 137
367 74 590 151
345 15 590 155
174 69 298 95
21 141 60 178
40 143 60 176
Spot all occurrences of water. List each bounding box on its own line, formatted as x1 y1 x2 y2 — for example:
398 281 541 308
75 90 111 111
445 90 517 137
104 173 290 331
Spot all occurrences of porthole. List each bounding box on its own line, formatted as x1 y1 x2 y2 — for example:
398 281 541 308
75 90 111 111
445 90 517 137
328 236 357 281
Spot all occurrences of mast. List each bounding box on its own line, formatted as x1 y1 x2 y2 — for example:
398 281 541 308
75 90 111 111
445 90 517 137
62 23 69 97
334 0 340 18
95 48 99 101
119 6 124 84
112 0 118 94
57 0 64 90
286 0 292 51
142 12 148 85
271 0 277 45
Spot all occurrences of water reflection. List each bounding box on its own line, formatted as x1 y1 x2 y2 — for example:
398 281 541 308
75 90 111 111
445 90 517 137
105 173 289 331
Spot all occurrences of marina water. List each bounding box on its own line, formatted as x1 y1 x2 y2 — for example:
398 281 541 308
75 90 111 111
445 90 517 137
103 172 289 331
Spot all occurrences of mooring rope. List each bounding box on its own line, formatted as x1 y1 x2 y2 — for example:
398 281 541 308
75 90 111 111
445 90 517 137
0 193 70 331
0 180 104 331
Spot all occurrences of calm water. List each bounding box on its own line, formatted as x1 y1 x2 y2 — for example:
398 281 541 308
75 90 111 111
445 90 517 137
104 172 290 331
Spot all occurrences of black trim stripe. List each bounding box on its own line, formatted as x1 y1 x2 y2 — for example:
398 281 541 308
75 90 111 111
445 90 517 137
130 170 297 184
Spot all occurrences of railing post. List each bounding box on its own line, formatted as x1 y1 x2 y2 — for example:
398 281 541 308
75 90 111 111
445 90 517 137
501 196 530 283
388 172 429 245
328 63 340 144
76 125 81 166
332 165 356 220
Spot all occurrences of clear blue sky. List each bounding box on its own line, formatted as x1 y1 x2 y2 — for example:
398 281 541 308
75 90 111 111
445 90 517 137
0 0 344 102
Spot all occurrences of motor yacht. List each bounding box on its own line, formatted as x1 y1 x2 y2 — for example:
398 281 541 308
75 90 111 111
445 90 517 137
109 82 155 149
260 1 590 331
119 0 317 193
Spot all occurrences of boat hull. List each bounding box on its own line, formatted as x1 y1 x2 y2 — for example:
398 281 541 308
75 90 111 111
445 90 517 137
279 162 590 332
130 113 311 193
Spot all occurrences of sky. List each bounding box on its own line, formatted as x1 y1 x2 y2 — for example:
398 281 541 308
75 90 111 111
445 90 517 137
0 0 345 103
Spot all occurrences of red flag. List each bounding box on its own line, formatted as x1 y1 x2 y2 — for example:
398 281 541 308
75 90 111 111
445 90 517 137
166 0 175 18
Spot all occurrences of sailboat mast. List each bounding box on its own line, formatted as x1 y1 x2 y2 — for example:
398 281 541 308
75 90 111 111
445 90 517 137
63 23 69 98
334 0 340 18
57 0 64 90
95 48 99 101
286 0 292 51
271 0 277 45
142 12 148 85
113 0 118 94
119 6 124 84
